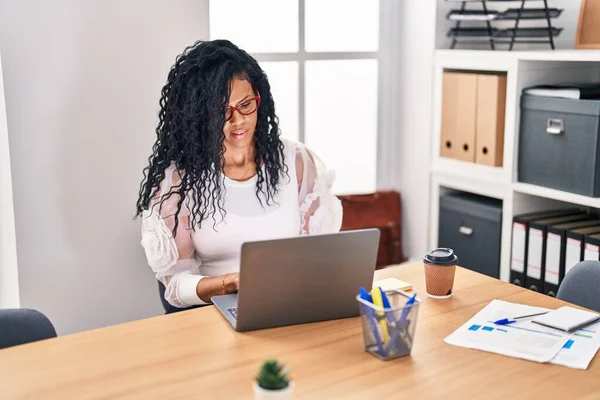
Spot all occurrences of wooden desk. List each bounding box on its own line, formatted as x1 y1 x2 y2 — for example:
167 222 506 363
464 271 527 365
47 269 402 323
1 263 598 399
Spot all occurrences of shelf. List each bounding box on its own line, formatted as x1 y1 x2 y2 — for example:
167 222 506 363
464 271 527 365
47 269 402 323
512 182 600 209
432 178 600 209
432 157 508 185
432 172 506 200
518 50 600 62
436 49 600 63
435 49 515 71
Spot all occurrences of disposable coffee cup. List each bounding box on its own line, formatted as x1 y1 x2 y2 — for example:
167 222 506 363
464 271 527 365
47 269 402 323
423 248 458 299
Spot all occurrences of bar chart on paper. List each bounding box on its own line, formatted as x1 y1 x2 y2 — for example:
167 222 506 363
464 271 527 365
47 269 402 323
468 324 508 333
446 300 600 369
445 300 571 363
552 324 600 370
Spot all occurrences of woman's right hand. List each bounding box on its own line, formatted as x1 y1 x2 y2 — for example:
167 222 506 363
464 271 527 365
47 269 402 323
222 272 240 294
196 272 240 303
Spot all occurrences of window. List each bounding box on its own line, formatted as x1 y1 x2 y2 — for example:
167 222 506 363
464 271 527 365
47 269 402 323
210 0 380 194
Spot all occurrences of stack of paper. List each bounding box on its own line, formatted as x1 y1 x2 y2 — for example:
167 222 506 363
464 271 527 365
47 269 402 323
444 300 600 370
533 306 600 332
523 83 600 100
373 277 412 292
551 322 600 370
448 13 497 21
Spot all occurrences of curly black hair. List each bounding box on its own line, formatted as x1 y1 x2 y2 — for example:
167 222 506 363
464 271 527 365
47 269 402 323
135 39 286 235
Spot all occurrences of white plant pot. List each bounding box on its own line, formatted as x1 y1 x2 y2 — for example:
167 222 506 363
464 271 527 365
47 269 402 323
253 381 294 400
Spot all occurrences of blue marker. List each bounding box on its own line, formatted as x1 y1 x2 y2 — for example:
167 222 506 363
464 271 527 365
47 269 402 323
379 287 391 308
359 286 373 303
359 287 384 355
398 293 417 326
493 311 549 326
385 292 418 356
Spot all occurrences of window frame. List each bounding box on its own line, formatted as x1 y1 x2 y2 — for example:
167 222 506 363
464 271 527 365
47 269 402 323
209 0 396 192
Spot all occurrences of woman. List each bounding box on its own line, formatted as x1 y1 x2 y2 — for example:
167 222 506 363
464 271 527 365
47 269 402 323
136 40 343 309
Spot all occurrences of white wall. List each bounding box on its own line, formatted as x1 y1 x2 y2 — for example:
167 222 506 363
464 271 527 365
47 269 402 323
0 51 19 308
0 0 209 335
390 1 438 262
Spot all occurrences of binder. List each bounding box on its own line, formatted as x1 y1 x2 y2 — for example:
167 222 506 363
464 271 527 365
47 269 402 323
440 72 477 162
526 213 593 293
565 226 600 277
544 219 600 297
510 209 583 287
584 233 600 262
475 74 506 167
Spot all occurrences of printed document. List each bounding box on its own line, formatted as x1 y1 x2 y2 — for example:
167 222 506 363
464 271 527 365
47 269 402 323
445 299 600 368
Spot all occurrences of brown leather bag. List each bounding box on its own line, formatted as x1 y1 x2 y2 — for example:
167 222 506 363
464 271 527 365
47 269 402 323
337 190 404 269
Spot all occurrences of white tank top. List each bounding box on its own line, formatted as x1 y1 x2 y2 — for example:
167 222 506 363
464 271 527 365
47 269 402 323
192 147 301 276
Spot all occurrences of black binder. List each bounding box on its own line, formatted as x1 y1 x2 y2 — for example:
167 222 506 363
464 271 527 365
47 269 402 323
510 209 583 287
544 219 600 297
526 213 593 292
565 226 600 278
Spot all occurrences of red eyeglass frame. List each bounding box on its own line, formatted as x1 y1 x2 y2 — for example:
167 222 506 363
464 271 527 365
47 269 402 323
225 94 261 122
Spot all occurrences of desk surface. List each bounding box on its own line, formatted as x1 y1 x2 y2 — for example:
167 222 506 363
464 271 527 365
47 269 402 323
1 263 599 399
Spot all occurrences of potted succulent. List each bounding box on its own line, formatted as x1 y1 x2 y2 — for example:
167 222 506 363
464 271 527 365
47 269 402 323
254 359 294 400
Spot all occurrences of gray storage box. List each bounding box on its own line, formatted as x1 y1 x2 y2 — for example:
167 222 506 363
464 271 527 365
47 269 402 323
519 94 600 197
438 192 502 278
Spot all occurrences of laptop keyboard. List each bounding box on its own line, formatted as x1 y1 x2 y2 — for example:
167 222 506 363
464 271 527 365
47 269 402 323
227 307 238 320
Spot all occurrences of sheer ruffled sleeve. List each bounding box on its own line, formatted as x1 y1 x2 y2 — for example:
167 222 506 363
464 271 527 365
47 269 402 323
294 143 343 235
140 164 207 308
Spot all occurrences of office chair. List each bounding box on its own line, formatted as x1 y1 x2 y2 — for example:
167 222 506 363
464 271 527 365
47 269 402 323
557 260 600 312
158 281 203 314
337 190 404 269
0 308 57 349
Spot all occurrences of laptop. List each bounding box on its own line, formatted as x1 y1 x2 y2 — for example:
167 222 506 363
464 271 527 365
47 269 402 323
212 229 380 332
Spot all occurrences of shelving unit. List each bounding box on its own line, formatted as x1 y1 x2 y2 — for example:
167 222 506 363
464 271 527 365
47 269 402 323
429 49 600 283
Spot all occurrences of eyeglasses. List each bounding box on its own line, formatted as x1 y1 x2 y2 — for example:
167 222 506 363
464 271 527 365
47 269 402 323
225 95 261 122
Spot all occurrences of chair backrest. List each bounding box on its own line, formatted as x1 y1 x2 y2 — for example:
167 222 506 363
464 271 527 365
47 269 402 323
158 280 184 314
157 281 203 314
557 260 600 312
337 190 404 269
0 308 57 349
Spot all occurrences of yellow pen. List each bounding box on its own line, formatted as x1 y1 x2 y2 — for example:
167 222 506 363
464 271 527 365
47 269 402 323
371 287 389 345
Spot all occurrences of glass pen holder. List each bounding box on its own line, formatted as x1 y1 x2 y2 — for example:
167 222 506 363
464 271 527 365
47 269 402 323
357 290 421 360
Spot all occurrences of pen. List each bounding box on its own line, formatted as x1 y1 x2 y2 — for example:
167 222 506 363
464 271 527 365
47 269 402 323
493 311 549 326
379 288 409 357
398 293 417 326
359 287 384 355
359 286 372 303
385 292 417 356
379 287 391 308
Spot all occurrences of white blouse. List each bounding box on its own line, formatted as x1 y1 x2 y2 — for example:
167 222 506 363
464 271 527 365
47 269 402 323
141 139 343 308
